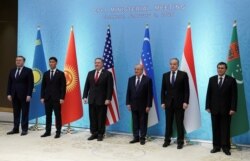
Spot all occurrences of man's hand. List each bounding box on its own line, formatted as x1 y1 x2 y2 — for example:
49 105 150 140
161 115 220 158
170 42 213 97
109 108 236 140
83 98 88 104
26 96 31 102
7 95 12 102
161 104 166 109
40 98 44 104
105 100 111 105
146 107 150 113
127 105 131 111
60 99 64 104
229 110 235 115
206 109 211 113
183 103 188 110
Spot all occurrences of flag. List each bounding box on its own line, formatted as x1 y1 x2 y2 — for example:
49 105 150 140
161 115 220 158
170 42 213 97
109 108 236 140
29 27 46 120
61 27 83 125
103 26 120 125
140 25 160 127
226 21 250 136
180 23 201 133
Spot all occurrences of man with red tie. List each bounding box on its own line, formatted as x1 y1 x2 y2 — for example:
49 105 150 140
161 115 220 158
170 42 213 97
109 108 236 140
83 58 113 141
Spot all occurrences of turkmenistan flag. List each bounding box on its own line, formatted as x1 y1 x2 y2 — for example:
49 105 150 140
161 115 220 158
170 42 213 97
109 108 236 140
226 20 250 137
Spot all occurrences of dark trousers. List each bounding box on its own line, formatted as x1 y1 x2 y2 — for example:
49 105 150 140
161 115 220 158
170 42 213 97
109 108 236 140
211 114 231 150
12 96 30 132
89 104 107 136
44 99 62 134
132 109 148 140
165 102 185 145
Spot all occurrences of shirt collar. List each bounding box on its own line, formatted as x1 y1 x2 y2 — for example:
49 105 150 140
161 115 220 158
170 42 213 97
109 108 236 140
218 74 225 79
96 69 102 74
136 74 143 80
50 68 57 72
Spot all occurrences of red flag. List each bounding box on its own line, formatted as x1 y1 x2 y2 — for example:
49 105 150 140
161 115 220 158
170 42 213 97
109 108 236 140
61 28 83 125
180 23 201 133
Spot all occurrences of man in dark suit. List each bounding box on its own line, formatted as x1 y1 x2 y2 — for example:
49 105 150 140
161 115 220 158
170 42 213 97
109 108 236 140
7 56 34 136
40 57 66 139
206 62 237 156
161 58 189 149
126 64 152 145
83 58 113 141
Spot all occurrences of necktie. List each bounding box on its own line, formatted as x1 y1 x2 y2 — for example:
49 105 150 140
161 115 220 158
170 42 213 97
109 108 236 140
50 70 54 80
136 77 140 91
95 71 99 83
16 68 20 78
218 77 223 88
171 71 175 86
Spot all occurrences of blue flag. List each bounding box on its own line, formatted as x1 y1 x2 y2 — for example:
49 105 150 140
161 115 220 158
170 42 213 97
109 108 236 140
29 28 46 120
141 25 160 127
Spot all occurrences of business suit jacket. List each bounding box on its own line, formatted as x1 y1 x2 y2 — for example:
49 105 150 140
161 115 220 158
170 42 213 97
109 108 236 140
41 69 66 101
126 75 153 111
7 66 34 99
206 75 237 115
83 69 113 105
161 70 189 108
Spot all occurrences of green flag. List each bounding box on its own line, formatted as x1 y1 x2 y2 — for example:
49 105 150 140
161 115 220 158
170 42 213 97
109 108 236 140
226 21 250 137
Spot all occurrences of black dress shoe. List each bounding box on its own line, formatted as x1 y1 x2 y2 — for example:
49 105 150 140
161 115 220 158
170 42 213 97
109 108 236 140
223 149 231 155
41 133 51 137
140 140 145 145
7 130 19 135
162 142 170 147
21 131 28 136
177 144 183 149
129 139 139 144
210 148 220 153
54 133 60 139
88 134 97 140
97 135 104 141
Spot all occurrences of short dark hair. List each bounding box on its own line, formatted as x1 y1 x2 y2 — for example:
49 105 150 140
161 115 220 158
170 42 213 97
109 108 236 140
49 57 58 62
95 57 104 63
217 62 227 69
170 57 179 66
16 55 26 62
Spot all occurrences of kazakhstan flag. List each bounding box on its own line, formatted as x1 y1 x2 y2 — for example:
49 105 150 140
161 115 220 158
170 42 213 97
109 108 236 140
29 28 47 120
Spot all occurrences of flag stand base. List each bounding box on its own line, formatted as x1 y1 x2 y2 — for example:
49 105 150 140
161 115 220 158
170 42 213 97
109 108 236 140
62 124 77 134
29 118 44 131
146 135 156 142
29 124 44 131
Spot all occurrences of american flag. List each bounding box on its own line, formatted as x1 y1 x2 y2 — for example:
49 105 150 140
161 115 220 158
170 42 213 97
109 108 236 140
103 26 120 125
140 25 160 127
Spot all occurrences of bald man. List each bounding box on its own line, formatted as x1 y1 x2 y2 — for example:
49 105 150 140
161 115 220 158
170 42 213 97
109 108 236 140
126 64 153 145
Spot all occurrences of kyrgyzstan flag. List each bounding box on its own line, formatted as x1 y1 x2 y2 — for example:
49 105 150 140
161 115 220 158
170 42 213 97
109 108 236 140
61 27 83 125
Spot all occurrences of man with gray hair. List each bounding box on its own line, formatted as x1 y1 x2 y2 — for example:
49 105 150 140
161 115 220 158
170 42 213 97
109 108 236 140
161 58 190 149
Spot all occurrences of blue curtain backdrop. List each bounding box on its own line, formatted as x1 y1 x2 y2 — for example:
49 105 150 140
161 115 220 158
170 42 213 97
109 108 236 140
18 0 250 144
